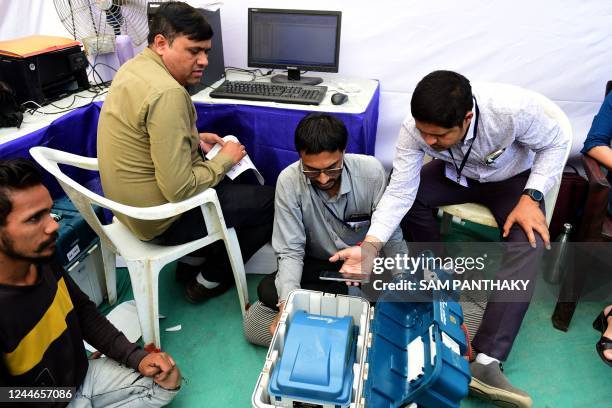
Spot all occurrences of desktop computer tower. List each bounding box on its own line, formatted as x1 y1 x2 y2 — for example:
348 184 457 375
187 8 225 95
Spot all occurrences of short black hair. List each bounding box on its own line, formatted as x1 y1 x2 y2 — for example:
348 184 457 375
411 70 473 128
294 113 348 154
0 158 43 226
147 1 213 45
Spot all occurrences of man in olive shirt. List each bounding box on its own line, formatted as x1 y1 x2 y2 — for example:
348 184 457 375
98 2 274 302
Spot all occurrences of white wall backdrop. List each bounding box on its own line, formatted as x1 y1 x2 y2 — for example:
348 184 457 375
1 0 611 168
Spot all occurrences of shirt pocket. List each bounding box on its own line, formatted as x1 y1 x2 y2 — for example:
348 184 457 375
484 145 514 169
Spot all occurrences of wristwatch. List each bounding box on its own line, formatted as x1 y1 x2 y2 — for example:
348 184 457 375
522 188 544 203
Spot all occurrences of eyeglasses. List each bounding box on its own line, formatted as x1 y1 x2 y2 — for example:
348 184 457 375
301 160 343 179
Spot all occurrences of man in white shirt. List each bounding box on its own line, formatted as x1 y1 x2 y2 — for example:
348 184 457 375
332 71 570 408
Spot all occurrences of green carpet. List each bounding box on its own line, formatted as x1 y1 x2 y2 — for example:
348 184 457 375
99 220 612 407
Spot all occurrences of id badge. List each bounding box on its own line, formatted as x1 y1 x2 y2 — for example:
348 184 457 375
445 162 468 187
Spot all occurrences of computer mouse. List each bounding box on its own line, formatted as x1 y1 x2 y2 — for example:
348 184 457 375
331 92 348 105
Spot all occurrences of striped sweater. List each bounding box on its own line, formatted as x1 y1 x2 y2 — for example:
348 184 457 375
0 263 147 389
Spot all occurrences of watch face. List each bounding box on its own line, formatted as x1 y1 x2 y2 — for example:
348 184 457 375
527 189 544 201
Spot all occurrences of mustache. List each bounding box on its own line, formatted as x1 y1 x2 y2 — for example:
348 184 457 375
313 180 335 189
35 233 58 253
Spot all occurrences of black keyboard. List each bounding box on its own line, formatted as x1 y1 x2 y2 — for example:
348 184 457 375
209 80 327 105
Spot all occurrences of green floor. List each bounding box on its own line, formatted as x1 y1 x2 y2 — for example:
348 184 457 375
100 221 612 407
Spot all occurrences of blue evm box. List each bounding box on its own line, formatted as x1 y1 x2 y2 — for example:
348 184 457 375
253 284 471 408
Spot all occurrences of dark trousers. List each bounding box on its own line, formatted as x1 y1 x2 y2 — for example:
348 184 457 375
152 179 275 283
257 257 349 310
402 160 544 361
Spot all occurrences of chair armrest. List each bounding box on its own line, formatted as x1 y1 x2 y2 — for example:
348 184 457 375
583 154 611 189
35 148 100 171
29 146 221 222
97 188 221 221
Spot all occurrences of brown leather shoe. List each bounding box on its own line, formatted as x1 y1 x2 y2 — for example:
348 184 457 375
184 278 231 303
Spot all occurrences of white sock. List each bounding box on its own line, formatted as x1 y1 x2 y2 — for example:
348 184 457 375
196 273 220 289
476 353 500 365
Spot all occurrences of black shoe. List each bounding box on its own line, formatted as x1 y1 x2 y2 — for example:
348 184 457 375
184 278 231 303
175 262 202 284
593 306 612 333
596 336 612 366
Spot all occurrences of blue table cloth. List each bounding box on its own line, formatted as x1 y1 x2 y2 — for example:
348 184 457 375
0 85 379 198
195 85 380 185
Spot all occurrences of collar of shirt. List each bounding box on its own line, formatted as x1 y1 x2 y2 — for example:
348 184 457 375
142 47 173 78
459 97 477 145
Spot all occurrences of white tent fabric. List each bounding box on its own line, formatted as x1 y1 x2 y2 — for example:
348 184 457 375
1 0 611 167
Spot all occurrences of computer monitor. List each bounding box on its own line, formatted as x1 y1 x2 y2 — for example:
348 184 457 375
248 8 342 86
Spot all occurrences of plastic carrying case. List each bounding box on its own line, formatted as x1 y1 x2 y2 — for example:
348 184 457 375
364 284 470 407
252 284 471 408
52 197 108 305
268 310 357 406
252 290 370 408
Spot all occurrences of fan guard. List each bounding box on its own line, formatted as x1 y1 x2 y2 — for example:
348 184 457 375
53 0 155 48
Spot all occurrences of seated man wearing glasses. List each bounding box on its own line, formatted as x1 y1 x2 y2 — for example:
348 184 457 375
243 113 407 346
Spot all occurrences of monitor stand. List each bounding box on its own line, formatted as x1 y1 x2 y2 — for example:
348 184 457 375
271 68 323 86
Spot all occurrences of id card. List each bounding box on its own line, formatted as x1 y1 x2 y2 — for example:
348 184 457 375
445 162 468 187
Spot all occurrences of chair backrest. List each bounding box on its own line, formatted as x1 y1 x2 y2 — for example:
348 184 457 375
526 90 574 226
30 147 120 253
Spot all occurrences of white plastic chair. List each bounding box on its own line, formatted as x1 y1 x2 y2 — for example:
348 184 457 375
439 91 573 232
30 146 249 348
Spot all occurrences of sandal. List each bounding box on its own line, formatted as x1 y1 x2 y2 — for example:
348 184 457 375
596 336 612 366
592 307 612 333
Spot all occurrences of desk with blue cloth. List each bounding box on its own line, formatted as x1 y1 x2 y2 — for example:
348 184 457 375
0 75 380 197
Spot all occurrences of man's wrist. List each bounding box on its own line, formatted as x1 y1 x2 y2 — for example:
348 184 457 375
522 188 544 203
363 236 383 252
212 152 235 172
130 348 150 371
359 241 380 257
519 193 541 208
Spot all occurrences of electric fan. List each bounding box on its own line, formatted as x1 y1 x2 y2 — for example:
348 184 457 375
53 0 159 56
